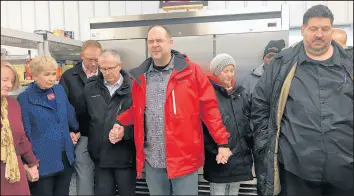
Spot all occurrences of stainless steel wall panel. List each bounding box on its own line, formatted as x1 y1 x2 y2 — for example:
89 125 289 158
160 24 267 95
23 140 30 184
99 39 147 71
91 18 282 40
171 35 214 72
215 31 289 84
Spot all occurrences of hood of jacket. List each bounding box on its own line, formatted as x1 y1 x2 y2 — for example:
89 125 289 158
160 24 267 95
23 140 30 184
251 63 265 77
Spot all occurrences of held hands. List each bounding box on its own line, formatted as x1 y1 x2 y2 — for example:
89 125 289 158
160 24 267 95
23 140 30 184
23 164 39 182
216 147 233 164
70 132 81 145
109 124 125 144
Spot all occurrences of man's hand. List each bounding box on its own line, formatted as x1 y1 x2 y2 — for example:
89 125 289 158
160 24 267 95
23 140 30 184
70 132 80 145
216 147 233 164
109 124 125 144
24 164 39 182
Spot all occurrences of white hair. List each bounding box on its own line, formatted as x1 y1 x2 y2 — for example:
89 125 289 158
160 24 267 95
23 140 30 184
99 49 121 63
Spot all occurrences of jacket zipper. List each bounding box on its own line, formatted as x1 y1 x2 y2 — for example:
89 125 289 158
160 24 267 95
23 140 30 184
172 89 177 115
116 101 123 116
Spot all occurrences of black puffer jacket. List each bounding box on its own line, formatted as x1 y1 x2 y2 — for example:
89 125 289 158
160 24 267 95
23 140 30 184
83 70 135 168
203 74 254 183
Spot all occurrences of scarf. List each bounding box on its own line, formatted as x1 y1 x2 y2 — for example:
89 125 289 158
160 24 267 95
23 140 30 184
1 96 20 183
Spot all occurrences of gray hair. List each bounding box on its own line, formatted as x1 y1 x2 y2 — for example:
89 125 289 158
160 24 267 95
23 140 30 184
99 49 121 63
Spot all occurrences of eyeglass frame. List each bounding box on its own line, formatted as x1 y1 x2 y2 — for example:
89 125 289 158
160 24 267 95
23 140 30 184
99 63 121 73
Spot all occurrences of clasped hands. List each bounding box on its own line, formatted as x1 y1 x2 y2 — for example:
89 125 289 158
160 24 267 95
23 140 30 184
109 124 124 144
23 164 39 182
70 132 81 145
108 124 232 164
216 147 233 164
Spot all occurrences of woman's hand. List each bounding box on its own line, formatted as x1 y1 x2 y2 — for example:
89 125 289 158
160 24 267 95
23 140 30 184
70 132 81 145
24 164 39 182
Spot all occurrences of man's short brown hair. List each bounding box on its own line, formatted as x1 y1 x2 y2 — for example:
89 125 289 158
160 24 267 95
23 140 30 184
81 40 102 52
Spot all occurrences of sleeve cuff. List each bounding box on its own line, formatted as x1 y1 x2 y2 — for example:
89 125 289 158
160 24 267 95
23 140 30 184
217 144 230 148
70 129 79 133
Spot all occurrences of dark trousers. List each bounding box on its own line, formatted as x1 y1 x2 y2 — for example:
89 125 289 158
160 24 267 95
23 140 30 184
29 167 73 196
278 163 353 196
30 152 74 196
95 166 136 196
253 153 265 196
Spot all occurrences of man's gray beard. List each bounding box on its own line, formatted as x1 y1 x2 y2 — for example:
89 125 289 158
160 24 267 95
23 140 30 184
306 43 331 56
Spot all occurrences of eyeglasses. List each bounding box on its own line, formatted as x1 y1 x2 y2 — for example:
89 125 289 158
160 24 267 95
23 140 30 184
99 64 119 73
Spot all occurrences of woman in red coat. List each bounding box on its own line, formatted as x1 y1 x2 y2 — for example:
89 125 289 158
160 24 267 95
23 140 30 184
1 61 40 195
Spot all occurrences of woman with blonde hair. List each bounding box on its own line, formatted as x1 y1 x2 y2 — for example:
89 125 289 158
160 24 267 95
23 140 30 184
17 56 80 195
1 60 40 195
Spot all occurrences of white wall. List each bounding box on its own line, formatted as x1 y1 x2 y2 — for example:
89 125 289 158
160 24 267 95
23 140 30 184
1 1 353 55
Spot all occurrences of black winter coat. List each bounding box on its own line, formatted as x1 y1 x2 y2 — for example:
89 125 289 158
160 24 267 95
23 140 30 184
83 70 136 168
59 62 92 136
203 76 254 183
251 41 353 195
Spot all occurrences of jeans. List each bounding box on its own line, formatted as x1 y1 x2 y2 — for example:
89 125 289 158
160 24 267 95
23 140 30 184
144 161 199 195
210 182 241 195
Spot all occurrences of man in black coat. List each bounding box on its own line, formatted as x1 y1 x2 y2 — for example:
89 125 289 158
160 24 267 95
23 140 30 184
83 49 136 195
251 5 353 196
59 40 102 195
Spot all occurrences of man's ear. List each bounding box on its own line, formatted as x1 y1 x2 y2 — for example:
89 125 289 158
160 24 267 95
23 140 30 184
301 25 305 36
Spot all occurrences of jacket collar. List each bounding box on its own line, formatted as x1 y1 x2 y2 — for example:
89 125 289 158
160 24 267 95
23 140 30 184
129 49 189 84
26 83 61 110
277 40 353 79
207 73 244 97
298 42 342 67
72 61 101 84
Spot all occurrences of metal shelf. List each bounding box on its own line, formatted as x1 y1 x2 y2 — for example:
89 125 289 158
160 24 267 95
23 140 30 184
44 33 82 60
1 54 30 61
1 27 44 51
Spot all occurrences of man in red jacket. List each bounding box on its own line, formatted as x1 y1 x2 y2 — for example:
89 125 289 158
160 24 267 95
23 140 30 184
110 25 232 195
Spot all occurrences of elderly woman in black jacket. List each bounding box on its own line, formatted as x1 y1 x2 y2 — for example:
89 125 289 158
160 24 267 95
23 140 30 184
203 53 254 195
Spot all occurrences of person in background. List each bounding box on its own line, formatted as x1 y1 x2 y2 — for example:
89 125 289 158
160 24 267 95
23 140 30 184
203 54 254 195
251 5 353 195
110 25 232 195
242 39 286 97
1 61 40 195
83 50 136 195
332 28 353 60
242 39 285 195
17 56 80 196
59 40 102 195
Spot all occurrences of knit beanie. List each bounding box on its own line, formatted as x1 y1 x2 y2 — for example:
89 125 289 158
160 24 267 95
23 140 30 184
210 53 236 76
263 39 286 59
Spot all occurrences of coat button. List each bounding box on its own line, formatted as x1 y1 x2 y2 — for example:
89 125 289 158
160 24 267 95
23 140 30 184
57 119 60 124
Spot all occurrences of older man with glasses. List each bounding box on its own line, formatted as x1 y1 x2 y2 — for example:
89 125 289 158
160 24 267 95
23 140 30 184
82 49 136 195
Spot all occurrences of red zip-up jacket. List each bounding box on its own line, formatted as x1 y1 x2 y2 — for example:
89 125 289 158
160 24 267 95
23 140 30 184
117 50 230 179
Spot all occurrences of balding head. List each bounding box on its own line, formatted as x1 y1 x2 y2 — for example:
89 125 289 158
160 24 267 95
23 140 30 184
332 28 347 48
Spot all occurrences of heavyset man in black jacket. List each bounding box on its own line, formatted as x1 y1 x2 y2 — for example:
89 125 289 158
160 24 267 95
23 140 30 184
83 49 136 195
251 5 353 196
